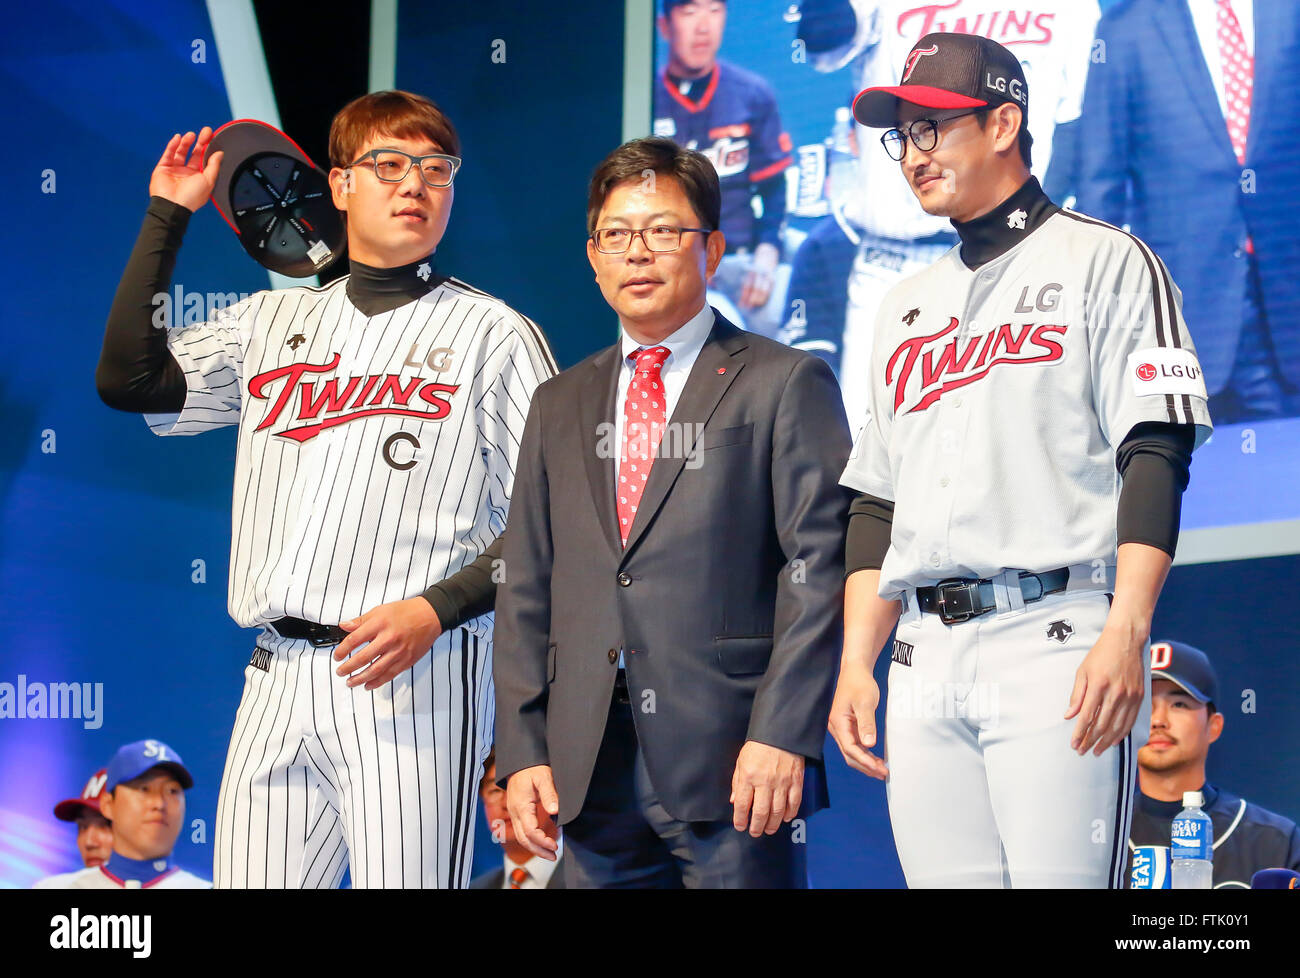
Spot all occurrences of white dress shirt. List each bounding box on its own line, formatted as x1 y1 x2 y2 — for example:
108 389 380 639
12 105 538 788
500 845 562 889
1186 0 1255 120
612 302 716 485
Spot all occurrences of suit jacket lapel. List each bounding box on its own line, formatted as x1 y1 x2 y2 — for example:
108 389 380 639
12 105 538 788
1245 0 1281 162
1155 0 1237 164
579 345 624 558
620 314 748 559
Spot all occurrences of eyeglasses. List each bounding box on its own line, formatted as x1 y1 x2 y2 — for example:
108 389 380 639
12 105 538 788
347 148 462 188
880 110 982 161
590 225 711 254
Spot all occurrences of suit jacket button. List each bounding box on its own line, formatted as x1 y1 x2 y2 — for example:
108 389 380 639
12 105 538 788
617 572 632 587
607 648 618 664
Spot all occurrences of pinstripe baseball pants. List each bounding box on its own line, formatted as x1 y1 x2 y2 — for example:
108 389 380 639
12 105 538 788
212 626 493 888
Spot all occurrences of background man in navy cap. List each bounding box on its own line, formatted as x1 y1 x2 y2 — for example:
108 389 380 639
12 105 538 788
34 739 210 889
31 769 112 885
1128 641 1300 888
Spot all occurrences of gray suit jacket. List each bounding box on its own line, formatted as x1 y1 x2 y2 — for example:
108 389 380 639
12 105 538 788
494 311 852 824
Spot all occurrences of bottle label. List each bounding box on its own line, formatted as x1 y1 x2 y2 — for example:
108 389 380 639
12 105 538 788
1171 816 1211 860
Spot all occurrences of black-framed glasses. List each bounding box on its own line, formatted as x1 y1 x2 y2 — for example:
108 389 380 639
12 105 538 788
880 109 982 161
590 225 711 254
347 148 462 188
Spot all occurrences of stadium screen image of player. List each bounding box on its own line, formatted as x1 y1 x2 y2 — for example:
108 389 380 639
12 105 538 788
648 0 1300 543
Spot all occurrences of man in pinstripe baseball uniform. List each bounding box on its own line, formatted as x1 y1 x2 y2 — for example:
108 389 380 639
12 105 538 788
96 91 556 888
826 35 1213 887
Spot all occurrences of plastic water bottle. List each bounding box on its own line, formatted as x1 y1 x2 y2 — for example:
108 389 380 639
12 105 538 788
1170 790 1214 889
826 107 856 207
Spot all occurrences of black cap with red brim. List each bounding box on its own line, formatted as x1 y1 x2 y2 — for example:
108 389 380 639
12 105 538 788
852 31 1031 141
203 119 345 278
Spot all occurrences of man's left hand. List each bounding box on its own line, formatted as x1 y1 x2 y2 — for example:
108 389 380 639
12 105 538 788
739 242 779 309
333 597 443 690
730 741 804 837
1064 620 1147 756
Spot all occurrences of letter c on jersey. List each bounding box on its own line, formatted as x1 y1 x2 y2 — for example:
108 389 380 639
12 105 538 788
1150 642 1173 670
382 431 423 471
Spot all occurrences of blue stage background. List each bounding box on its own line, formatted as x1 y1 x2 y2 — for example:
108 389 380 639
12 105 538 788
0 0 1295 889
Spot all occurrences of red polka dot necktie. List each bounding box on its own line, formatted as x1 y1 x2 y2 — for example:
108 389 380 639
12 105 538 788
509 867 528 889
618 346 671 546
1215 0 1253 164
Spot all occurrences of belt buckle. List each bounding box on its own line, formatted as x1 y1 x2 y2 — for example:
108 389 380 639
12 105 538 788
306 622 340 648
935 579 977 625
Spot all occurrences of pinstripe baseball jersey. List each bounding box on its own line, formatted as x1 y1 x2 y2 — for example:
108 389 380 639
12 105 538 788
143 274 557 631
839 184 1213 599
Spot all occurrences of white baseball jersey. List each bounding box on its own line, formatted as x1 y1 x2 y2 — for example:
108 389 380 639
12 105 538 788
840 197 1211 888
33 865 211 888
145 275 555 633
841 207 1213 599
815 0 1100 240
145 273 556 888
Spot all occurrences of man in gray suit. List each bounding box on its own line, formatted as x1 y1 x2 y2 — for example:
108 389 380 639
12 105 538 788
493 137 851 888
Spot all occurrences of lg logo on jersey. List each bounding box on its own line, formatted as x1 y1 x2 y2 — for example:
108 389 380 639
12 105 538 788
403 344 456 372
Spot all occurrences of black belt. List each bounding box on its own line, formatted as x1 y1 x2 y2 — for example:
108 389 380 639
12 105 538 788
915 568 1069 625
267 617 348 647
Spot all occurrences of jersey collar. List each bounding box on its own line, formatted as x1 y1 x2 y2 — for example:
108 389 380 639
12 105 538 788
102 850 176 886
346 252 446 317
662 63 720 114
950 176 1058 271
1137 781 1220 818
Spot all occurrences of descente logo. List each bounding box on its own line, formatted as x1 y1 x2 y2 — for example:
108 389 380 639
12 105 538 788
50 909 151 958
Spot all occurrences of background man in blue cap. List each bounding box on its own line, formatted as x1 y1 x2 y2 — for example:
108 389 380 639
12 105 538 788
1128 641 1300 888
34 739 210 889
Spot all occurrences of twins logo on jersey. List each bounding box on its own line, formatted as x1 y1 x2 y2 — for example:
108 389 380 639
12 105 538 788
897 3 1056 46
248 353 460 443
885 316 1066 414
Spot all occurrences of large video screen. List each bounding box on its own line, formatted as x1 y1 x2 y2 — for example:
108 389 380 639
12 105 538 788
649 0 1300 554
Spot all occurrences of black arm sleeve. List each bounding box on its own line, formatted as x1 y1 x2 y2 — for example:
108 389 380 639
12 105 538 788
753 173 787 254
845 492 894 576
96 196 193 413
1115 422 1195 557
420 534 503 631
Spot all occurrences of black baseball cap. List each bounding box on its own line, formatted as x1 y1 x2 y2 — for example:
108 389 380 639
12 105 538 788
203 119 345 278
1151 640 1220 707
852 32 1031 145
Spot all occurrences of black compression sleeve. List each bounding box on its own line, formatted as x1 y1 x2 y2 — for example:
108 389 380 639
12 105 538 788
96 196 193 413
420 534 503 630
753 174 787 254
1116 422 1195 557
846 492 894 576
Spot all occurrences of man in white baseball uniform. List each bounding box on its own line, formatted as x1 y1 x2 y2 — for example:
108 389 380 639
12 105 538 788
794 0 1099 424
35 740 210 889
96 91 556 888
827 33 1213 888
